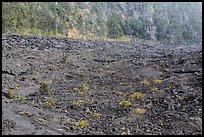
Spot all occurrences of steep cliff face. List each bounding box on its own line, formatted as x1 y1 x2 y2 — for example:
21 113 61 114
2 2 202 44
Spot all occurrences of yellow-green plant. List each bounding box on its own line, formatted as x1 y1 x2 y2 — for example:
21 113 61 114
105 69 115 74
176 95 183 101
130 92 145 100
75 119 88 129
39 80 52 95
67 119 89 130
132 108 146 114
72 99 86 105
118 100 131 106
181 106 186 112
43 99 55 108
6 87 26 100
141 80 150 86
80 84 89 91
151 86 158 92
92 112 102 118
77 91 85 96
11 95 27 101
93 86 97 90
15 84 20 90
153 78 162 84
19 111 29 116
105 65 111 69
39 81 48 92
113 90 127 96
74 84 89 96
118 82 125 85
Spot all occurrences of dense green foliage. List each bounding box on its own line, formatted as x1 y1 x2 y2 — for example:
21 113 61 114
2 2 202 44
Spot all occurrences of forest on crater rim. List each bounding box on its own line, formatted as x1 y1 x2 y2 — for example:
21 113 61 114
2 2 202 45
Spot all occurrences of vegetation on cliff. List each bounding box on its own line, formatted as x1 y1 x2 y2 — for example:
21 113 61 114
2 2 202 44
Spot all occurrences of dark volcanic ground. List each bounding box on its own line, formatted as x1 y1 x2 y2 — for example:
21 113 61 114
2 33 202 135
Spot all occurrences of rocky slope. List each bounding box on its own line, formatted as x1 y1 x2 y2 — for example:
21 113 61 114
2 33 202 135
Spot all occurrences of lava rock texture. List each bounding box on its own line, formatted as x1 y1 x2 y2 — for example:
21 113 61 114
2 33 202 135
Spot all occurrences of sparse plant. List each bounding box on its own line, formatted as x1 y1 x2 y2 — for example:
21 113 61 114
39 80 52 95
19 111 29 116
159 119 164 126
118 82 125 86
80 75 85 82
59 76 66 82
66 119 89 130
7 87 13 98
12 95 27 101
105 65 111 69
152 78 162 84
19 76 27 81
80 84 89 91
132 108 146 114
61 52 67 63
141 80 150 86
118 100 131 106
181 106 186 112
39 81 48 92
43 99 55 108
105 69 115 74
6 87 26 101
74 84 89 96
176 95 183 101
113 90 127 96
15 84 20 91
130 92 145 100
93 86 97 90
99 66 115 74
150 86 158 93
77 91 85 96
87 79 92 85
72 99 86 105
75 119 88 129
92 112 102 118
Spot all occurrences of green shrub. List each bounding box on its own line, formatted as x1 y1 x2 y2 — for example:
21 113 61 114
39 81 49 94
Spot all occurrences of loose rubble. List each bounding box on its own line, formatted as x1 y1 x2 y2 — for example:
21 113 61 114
2 33 202 135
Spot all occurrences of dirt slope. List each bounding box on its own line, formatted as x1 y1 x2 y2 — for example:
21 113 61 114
2 33 202 135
